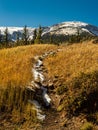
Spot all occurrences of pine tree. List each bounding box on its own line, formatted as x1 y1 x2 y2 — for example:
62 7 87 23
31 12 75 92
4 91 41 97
31 29 37 44
0 30 2 48
76 27 81 42
22 25 29 45
35 25 42 44
4 27 9 47
0 30 2 43
16 31 20 46
33 29 37 43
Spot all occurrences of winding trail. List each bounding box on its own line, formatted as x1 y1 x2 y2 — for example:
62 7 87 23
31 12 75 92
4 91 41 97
27 49 63 130
32 54 51 121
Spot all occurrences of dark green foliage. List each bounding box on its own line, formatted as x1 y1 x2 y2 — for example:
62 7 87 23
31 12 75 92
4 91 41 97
33 29 37 43
31 29 37 44
0 30 3 48
42 33 69 44
42 31 94 45
37 25 42 40
16 31 20 46
0 30 2 43
68 32 93 43
35 25 42 44
22 25 29 45
4 27 9 47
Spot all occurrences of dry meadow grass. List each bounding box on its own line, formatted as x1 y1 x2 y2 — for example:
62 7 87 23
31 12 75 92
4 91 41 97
0 44 57 88
44 41 98 84
0 44 58 129
44 41 98 123
0 42 98 129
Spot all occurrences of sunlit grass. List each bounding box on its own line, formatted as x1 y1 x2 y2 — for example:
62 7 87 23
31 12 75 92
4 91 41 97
44 41 98 119
0 44 57 88
44 41 98 84
0 41 98 129
0 44 58 128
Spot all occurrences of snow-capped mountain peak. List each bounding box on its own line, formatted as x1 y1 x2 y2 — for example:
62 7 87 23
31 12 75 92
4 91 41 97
44 21 98 36
0 21 98 42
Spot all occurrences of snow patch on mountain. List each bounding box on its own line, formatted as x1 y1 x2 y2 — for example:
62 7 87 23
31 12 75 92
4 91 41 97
0 27 35 41
0 21 98 41
0 27 23 34
43 21 98 36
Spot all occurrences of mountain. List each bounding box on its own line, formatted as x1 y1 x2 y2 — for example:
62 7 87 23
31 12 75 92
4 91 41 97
0 27 35 41
42 21 98 43
43 21 98 36
0 21 98 42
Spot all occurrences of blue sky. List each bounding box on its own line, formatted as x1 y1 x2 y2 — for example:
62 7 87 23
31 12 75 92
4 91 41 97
0 0 98 27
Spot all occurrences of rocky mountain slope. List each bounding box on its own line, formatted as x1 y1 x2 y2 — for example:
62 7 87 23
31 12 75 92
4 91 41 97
0 21 98 42
43 21 98 36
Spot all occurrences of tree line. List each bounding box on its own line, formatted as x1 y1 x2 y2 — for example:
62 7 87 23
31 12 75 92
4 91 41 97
0 25 43 48
0 25 97 48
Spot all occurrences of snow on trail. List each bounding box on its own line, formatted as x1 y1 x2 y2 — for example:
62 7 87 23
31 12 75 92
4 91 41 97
29 53 52 121
32 56 51 106
27 50 60 121
41 86 51 107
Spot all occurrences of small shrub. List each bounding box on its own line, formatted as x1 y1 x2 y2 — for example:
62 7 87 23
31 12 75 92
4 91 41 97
56 85 68 95
80 122 93 130
86 112 98 124
57 104 65 112
93 38 98 44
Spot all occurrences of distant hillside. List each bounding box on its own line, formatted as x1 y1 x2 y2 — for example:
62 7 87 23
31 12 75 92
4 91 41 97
0 21 98 43
43 21 98 36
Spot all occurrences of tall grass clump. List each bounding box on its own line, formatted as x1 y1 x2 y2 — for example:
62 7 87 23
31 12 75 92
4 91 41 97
0 85 37 121
80 122 93 130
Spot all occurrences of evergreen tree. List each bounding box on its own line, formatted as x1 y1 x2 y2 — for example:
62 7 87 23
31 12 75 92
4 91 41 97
76 27 81 42
33 29 37 43
35 25 42 44
4 27 9 47
0 30 2 43
50 35 53 44
16 31 20 46
22 25 29 45
31 29 37 44
0 30 2 48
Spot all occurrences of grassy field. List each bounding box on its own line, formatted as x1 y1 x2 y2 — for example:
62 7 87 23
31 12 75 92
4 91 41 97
0 44 58 129
44 41 98 127
0 44 58 87
44 41 98 83
0 42 98 129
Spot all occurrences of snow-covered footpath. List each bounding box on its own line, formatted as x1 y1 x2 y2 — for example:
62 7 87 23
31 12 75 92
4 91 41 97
28 53 52 121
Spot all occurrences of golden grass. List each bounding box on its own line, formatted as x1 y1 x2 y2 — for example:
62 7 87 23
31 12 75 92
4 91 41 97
44 41 98 84
0 42 98 128
0 44 58 88
0 44 58 128
44 41 98 117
